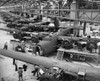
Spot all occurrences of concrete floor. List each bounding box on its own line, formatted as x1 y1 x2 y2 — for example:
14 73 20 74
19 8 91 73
0 18 38 81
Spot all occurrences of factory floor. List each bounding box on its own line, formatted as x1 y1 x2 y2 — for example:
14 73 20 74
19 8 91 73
0 18 38 81
0 17 100 81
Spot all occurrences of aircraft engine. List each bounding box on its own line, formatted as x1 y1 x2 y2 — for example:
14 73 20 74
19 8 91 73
86 41 97 53
36 34 58 56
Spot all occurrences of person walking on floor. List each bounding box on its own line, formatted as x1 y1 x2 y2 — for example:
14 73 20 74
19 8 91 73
15 62 18 71
18 67 23 81
13 58 16 65
32 65 39 77
23 64 27 71
13 59 18 71
3 42 8 50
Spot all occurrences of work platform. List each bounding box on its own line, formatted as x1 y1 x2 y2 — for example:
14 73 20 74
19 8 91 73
57 48 100 65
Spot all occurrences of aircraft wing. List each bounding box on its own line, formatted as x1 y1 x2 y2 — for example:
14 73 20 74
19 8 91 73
32 21 46 26
58 36 83 41
0 28 18 32
0 49 100 81
59 25 83 30
0 21 6 24
58 36 100 43
0 49 56 68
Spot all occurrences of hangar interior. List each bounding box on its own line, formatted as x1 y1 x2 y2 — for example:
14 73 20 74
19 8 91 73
0 0 100 81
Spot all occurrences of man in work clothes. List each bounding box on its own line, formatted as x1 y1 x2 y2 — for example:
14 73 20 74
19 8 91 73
3 42 8 50
18 67 23 81
32 65 39 77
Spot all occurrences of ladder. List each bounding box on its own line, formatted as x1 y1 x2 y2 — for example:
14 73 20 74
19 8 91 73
56 49 64 60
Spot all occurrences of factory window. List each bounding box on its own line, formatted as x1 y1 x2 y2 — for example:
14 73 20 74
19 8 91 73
79 0 100 9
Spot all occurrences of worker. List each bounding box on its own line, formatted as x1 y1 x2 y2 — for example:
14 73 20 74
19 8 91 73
97 42 100 54
32 65 39 77
54 17 59 32
36 46 40 55
15 63 18 71
3 42 8 50
23 64 27 71
32 43 37 55
18 67 23 81
13 59 18 71
21 41 26 52
37 66 45 80
13 58 16 65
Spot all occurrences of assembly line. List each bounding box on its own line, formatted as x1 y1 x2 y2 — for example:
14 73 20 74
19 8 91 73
0 12 100 81
0 0 100 81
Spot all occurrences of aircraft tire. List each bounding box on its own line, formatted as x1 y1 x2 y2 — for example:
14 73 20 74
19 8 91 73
61 40 73 49
86 41 97 52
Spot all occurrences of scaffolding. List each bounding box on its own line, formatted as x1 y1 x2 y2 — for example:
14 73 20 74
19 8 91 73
56 48 100 65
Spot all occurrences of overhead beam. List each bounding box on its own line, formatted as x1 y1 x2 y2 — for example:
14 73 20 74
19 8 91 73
32 12 100 23
0 0 13 6
29 9 100 12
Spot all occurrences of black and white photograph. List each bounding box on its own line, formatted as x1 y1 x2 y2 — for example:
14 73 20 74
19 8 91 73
0 0 100 81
